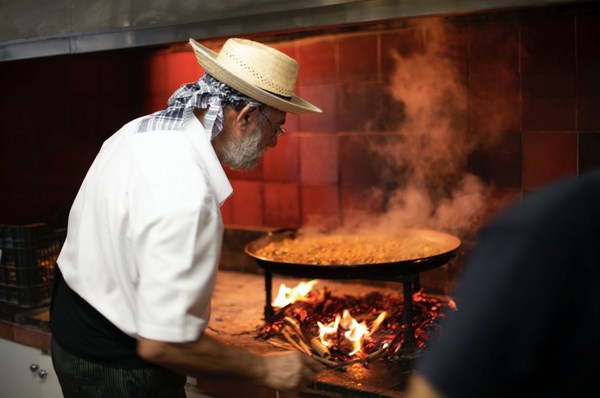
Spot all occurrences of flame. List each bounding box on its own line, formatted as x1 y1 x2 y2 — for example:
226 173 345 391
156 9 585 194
370 311 387 334
272 280 318 308
317 314 341 347
341 310 368 355
317 309 387 356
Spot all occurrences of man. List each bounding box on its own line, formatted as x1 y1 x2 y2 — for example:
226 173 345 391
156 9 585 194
406 171 600 398
50 37 323 397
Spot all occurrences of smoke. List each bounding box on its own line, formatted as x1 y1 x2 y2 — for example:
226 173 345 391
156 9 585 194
371 20 487 234
324 19 495 237
367 18 488 235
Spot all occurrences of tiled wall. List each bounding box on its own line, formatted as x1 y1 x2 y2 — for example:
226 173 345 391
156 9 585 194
1 5 600 244
167 4 599 233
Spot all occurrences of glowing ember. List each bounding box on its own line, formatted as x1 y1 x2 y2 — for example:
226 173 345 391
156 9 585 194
261 280 454 366
272 279 318 307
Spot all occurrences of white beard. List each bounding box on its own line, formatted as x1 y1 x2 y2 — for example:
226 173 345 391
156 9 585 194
219 123 265 170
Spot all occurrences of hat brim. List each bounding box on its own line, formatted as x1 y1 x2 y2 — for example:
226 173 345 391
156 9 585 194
189 39 322 115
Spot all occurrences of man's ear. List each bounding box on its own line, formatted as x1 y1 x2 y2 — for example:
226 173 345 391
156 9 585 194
236 105 258 130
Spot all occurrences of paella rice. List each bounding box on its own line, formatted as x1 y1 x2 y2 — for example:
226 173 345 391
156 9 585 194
253 232 453 265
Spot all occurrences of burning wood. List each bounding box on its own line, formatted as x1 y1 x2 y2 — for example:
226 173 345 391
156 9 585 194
310 336 330 358
258 280 454 369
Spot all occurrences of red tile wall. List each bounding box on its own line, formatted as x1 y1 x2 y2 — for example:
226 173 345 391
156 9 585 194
1 4 599 247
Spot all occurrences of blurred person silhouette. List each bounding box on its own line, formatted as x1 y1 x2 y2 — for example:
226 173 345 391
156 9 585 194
50 37 323 397
406 170 600 398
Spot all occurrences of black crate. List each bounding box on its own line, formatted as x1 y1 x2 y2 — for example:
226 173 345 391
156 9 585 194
0 223 66 308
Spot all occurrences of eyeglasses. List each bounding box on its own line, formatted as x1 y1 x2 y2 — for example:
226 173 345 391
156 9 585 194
260 109 287 139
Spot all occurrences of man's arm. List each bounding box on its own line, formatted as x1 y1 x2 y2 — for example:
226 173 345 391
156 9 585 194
137 332 322 392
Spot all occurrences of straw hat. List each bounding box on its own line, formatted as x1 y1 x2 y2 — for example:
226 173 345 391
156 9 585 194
189 38 321 115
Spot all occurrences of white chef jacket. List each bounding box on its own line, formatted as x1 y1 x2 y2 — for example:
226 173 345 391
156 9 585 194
56 115 232 343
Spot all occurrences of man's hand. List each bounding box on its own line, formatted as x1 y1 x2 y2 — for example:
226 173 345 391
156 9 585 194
259 351 323 391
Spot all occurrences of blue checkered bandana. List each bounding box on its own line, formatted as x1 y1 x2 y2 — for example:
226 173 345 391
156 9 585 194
137 74 261 139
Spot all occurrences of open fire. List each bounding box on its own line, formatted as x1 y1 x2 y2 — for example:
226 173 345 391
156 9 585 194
259 280 456 368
